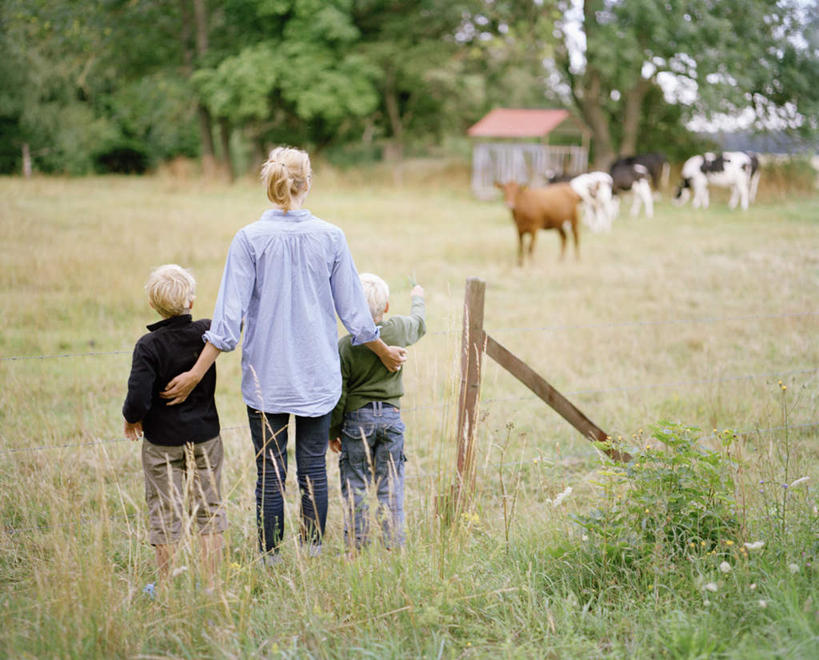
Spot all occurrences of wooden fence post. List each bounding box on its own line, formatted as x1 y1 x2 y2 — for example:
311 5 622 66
455 277 486 501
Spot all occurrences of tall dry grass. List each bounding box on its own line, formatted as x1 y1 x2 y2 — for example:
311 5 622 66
0 171 817 657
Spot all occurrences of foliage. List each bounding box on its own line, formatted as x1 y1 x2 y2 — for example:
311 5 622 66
575 423 740 570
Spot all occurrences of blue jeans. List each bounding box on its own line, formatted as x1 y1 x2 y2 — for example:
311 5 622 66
338 402 406 549
247 408 330 555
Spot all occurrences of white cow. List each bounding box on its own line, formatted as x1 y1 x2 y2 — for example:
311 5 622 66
674 151 760 210
570 171 615 232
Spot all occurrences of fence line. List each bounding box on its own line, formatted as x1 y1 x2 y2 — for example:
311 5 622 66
2 310 815 362
1 366 815 456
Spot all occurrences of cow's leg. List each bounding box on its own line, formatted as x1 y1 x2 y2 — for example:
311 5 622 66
517 231 525 266
629 189 641 217
739 179 749 210
528 230 538 260
635 179 653 218
555 226 567 260
728 184 739 209
570 215 580 260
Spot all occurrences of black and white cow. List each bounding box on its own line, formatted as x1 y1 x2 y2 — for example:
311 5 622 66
610 153 670 192
609 160 654 218
674 151 760 210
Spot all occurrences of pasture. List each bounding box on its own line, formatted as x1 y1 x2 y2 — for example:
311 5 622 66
0 169 817 658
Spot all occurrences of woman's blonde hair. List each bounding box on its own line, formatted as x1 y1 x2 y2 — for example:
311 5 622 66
145 264 196 318
260 146 312 211
359 273 390 321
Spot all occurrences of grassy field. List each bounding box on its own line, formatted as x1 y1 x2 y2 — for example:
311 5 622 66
0 167 817 658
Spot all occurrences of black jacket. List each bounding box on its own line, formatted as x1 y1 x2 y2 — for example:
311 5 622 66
122 315 219 446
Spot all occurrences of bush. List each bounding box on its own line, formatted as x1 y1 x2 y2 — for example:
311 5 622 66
575 423 740 571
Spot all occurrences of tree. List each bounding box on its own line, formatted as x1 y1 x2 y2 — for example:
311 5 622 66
553 0 819 167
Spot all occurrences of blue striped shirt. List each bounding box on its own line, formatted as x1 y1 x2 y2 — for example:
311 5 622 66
204 208 380 416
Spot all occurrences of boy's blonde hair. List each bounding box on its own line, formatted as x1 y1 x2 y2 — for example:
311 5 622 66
145 264 196 318
359 273 389 321
260 146 312 212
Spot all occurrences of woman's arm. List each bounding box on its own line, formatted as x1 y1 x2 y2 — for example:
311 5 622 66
161 341 221 405
363 337 406 372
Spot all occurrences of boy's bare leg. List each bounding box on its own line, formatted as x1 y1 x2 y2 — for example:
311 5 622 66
200 532 224 589
155 544 174 583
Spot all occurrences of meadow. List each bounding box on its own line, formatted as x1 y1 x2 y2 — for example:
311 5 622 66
0 165 817 658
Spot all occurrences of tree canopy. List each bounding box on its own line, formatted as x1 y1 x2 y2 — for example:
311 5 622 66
0 0 815 175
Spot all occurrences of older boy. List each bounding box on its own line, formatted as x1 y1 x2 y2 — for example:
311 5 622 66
330 274 425 550
122 264 225 586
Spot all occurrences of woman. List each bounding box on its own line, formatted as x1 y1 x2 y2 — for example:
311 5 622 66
162 146 405 563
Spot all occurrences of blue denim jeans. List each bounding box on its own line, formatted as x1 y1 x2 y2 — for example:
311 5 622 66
247 408 330 555
338 402 406 549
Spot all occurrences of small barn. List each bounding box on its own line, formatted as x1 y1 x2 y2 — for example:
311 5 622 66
468 108 589 199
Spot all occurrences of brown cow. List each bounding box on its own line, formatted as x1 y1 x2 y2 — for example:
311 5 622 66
495 181 581 265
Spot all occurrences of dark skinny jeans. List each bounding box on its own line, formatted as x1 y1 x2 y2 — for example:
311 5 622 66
247 407 330 555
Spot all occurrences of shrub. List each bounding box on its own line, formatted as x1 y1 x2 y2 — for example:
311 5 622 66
575 423 740 571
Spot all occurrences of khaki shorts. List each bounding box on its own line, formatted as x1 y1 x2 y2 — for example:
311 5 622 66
142 435 227 545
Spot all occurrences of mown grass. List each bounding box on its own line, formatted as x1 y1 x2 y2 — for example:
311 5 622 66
0 167 817 658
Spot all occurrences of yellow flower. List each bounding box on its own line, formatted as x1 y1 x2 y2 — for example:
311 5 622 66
724 540 734 546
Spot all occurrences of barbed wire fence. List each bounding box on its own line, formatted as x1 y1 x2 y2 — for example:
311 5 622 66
1 306 816 536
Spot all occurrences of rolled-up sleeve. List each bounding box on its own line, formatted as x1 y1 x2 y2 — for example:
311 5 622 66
330 231 379 346
204 231 255 352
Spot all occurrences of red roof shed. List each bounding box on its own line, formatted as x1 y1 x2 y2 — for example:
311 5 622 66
467 109 572 138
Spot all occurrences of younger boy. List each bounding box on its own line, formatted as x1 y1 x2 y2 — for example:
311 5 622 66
122 264 226 587
330 274 426 550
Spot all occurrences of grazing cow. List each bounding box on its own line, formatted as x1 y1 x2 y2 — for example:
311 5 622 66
570 171 616 232
610 153 670 191
609 160 654 218
495 181 581 265
674 151 759 210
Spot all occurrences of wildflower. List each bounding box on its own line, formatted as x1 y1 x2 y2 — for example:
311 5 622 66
788 563 799 574
229 562 241 571
703 599 711 606
701 541 707 547
171 565 188 578
788 476 809 489
581 534 589 542
703 582 718 592
533 457 540 464
724 540 734 546
142 583 156 600
744 541 765 551
551 486 572 507
689 542 696 548
750 583 757 590
758 600 767 608
719 561 732 573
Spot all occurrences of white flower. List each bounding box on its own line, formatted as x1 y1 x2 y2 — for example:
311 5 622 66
171 565 188 578
581 534 589 542
788 563 799 574
758 599 767 608
788 476 809 489
749 583 757 590
744 541 765 551
703 599 711 606
704 582 718 592
551 486 572 507
719 561 732 573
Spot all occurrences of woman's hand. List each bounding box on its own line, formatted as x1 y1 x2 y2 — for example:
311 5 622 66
329 437 342 453
364 337 407 373
380 345 407 372
161 341 222 405
161 370 201 405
